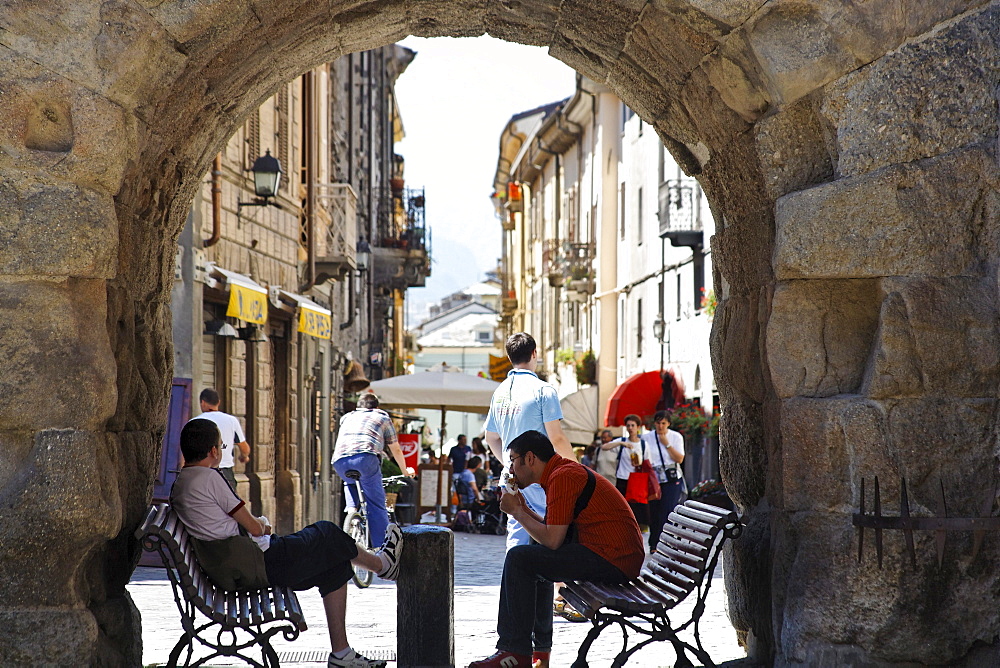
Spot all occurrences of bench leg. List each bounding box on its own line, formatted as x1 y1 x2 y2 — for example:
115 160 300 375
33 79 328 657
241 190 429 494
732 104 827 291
571 617 612 668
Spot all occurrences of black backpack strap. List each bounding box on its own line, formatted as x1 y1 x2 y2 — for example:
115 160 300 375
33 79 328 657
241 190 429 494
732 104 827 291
572 467 597 521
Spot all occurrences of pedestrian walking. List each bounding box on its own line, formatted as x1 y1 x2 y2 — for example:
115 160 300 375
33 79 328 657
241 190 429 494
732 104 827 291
189 388 250 490
642 410 685 550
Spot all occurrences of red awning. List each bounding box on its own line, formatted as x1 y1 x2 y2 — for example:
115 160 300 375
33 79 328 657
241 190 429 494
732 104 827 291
604 370 685 427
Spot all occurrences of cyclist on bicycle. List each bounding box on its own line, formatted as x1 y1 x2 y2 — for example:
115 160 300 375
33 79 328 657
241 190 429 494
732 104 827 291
333 392 413 546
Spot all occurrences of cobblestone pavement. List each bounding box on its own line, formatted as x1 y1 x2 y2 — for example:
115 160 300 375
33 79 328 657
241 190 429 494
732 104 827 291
129 531 745 667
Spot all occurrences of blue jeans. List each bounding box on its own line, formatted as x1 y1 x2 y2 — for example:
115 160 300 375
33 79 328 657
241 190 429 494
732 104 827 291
333 452 389 547
497 543 628 657
505 483 551 652
648 479 683 550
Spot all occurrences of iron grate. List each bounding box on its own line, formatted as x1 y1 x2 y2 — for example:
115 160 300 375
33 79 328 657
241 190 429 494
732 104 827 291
275 649 396 663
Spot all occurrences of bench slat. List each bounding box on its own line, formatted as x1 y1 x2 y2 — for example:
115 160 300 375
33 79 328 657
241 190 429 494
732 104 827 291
645 560 697 592
284 587 308 631
657 532 710 560
667 512 717 535
226 591 239 627
672 504 730 527
684 500 738 519
559 587 599 618
272 588 288 619
660 523 715 547
642 571 689 601
238 591 251 626
260 589 275 622
650 545 703 574
249 591 264 626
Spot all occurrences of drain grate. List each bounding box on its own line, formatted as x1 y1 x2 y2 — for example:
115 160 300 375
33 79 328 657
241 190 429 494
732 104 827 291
275 649 396 663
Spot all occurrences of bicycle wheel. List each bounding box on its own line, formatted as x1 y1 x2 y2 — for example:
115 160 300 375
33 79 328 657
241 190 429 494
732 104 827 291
345 511 373 588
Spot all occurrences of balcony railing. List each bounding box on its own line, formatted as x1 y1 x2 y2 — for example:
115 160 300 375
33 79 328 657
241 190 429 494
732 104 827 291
314 183 357 281
372 187 432 290
658 178 703 248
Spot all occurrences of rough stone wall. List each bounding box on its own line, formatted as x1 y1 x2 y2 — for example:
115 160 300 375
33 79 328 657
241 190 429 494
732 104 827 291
0 0 996 665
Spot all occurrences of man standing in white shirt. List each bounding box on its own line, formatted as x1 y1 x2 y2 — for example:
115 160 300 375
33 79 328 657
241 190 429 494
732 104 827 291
484 332 575 668
191 388 251 489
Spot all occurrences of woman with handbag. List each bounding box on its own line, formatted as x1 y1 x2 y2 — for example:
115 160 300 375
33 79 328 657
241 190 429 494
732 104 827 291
613 414 649 529
641 410 685 550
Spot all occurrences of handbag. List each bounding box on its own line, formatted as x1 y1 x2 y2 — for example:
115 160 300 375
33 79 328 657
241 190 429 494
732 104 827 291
644 460 662 501
625 460 652 504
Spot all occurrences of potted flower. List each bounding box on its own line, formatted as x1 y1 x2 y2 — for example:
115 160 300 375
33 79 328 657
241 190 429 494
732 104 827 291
689 478 733 510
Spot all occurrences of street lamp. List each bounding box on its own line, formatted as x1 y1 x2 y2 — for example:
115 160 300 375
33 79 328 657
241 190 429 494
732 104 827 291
237 150 284 212
653 314 666 343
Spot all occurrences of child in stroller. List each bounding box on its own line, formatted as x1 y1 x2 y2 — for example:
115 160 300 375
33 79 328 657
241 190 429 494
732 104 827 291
452 480 505 535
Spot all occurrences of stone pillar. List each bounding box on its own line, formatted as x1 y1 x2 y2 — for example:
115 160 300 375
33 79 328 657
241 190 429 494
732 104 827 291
397 526 454 668
739 4 1000 665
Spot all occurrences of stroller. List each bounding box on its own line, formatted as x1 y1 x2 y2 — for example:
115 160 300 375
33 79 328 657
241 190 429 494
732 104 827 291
471 487 505 535
452 480 506 535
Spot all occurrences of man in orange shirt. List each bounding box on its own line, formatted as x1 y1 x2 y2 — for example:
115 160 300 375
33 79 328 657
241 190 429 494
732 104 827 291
468 431 644 668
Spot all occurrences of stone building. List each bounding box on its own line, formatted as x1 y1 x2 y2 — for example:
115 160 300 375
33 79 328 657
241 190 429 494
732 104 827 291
170 45 429 536
1 2 998 666
492 76 717 432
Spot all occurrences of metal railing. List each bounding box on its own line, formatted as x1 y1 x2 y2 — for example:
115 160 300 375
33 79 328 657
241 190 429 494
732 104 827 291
315 183 358 265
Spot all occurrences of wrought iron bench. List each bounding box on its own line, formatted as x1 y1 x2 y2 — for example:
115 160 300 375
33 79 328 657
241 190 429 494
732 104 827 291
560 500 742 668
135 503 308 667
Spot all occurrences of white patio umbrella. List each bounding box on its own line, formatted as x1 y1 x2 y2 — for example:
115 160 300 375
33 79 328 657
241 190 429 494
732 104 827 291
368 366 500 520
560 385 600 446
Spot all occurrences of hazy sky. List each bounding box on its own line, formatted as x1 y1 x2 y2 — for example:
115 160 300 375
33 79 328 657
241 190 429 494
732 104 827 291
393 36 576 327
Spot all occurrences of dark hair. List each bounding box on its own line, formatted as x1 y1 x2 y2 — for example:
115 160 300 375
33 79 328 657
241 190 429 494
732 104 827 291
623 413 641 426
471 438 485 454
358 393 379 409
653 410 671 423
467 456 482 469
508 430 555 462
458 434 467 442
200 388 220 406
181 419 221 463
505 332 536 365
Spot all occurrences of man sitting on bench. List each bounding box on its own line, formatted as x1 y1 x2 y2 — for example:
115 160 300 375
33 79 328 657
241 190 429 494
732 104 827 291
468 431 644 668
171 419 404 668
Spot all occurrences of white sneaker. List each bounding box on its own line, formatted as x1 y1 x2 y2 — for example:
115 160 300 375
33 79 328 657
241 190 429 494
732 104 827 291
376 523 404 581
327 648 386 668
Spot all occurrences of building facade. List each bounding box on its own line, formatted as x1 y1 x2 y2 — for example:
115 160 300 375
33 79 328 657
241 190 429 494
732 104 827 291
169 45 430 534
492 75 716 446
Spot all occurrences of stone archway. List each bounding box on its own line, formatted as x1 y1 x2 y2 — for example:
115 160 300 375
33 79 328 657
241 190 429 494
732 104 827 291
1 1 998 664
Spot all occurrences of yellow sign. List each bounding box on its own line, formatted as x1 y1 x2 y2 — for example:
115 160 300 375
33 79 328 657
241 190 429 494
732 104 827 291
226 283 267 324
298 306 332 340
489 354 512 382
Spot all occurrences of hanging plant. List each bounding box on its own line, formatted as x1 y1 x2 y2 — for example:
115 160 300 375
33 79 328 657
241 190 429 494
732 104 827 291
575 350 597 386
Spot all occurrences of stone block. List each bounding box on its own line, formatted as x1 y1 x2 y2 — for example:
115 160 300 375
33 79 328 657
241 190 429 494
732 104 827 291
774 148 996 280
0 279 117 430
819 5 1000 178
0 429 121 605
483 0 559 46
701 50 771 123
780 396 890 513
865 277 1000 399
775 506 1000 664
0 608 98 665
397 525 454 668
753 96 834 199
680 0 761 29
0 174 118 278
0 53 135 194
767 279 881 399
745 2 862 106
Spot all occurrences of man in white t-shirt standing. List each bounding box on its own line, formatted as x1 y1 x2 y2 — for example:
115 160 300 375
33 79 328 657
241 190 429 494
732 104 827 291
484 332 575 668
192 388 251 489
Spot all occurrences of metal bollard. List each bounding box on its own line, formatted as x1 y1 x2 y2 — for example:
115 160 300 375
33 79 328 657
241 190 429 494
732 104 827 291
397 525 454 668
